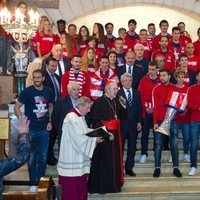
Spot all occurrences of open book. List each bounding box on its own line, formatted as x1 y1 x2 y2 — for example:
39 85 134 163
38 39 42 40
86 126 109 139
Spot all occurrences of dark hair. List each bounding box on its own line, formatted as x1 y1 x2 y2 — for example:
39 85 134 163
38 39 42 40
72 54 82 59
140 29 147 34
178 22 185 26
17 1 27 7
33 69 44 77
128 19 137 25
149 60 158 68
68 24 77 29
159 36 168 41
179 54 188 61
148 23 155 28
159 68 171 75
46 56 58 65
105 22 114 29
159 20 169 27
197 27 200 34
115 37 123 42
76 25 89 52
172 26 180 33
57 19 66 26
93 23 106 47
100 55 109 61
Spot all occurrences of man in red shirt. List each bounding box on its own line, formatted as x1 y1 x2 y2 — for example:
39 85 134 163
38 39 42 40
151 36 175 73
125 19 139 49
152 68 182 178
138 29 152 60
147 23 156 47
168 27 186 65
138 61 159 163
193 27 200 57
187 69 200 176
177 22 192 46
152 20 172 52
61 55 90 97
118 28 132 53
186 43 200 72
105 22 115 50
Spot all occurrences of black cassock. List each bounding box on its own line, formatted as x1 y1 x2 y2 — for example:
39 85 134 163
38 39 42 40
88 95 126 194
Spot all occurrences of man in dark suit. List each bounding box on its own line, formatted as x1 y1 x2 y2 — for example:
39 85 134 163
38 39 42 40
43 56 61 166
52 81 80 147
118 72 142 176
41 44 71 76
116 50 145 89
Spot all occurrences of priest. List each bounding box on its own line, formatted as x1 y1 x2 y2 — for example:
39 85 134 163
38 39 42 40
88 82 126 194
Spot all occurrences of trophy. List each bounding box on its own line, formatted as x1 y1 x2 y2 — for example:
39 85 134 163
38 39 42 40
156 91 187 136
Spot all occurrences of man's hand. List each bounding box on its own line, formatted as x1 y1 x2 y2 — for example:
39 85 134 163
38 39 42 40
47 122 53 131
154 124 159 131
14 116 30 134
108 132 114 141
137 123 142 131
96 138 104 143
146 107 153 114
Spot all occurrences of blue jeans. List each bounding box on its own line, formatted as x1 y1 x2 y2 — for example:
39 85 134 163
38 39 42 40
154 121 179 168
172 122 190 154
190 121 200 168
28 130 49 182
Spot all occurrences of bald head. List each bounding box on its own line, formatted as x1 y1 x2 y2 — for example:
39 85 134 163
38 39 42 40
186 43 194 56
125 50 136 66
105 82 118 99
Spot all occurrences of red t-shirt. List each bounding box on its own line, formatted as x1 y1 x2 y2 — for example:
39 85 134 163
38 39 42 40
187 55 200 72
35 32 57 55
187 84 200 122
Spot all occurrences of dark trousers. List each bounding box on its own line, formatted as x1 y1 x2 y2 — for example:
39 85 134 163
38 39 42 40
141 114 155 156
120 119 137 171
47 127 58 159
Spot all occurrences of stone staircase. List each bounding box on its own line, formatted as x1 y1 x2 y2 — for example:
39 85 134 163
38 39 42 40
2 111 200 200
88 133 200 200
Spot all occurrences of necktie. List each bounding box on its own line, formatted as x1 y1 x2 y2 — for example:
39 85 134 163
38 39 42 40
128 66 131 74
127 89 132 107
58 61 62 77
51 74 60 101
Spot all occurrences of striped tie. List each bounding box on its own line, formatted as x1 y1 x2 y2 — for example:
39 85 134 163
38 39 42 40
127 89 132 107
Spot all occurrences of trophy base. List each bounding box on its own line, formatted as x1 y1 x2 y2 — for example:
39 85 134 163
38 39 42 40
14 71 28 78
156 127 170 136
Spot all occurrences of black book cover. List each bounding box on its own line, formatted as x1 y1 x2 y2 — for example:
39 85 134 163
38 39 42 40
86 126 109 139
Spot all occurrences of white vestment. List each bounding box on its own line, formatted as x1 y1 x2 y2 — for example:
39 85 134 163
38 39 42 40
57 111 96 177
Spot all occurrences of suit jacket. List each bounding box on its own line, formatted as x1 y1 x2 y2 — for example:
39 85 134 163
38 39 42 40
43 69 61 102
41 59 71 76
52 95 73 134
118 87 142 123
116 63 145 89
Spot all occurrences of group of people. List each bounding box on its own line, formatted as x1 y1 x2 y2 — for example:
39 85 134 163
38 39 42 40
1 1 200 199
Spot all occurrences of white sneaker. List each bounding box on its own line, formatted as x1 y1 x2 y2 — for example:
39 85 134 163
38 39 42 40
30 186 38 192
168 154 172 163
188 167 197 176
183 154 190 163
140 155 148 163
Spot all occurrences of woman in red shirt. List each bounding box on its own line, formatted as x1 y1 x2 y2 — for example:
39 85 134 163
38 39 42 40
76 25 89 56
60 32 77 61
35 18 56 60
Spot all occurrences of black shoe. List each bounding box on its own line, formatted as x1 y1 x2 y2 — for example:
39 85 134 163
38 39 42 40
173 168 182 178
126 170 136 177
153 168 161 178
47 158 57 166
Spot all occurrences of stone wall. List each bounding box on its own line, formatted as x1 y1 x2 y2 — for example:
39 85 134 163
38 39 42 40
0 76 15 105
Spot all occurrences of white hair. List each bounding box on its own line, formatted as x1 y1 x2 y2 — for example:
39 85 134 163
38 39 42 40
67 81 80 92
120 72 133 83
76 96 91 108
134 43 144 51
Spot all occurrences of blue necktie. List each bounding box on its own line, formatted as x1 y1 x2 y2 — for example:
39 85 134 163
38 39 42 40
128 66 131 74
127 89 132 107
